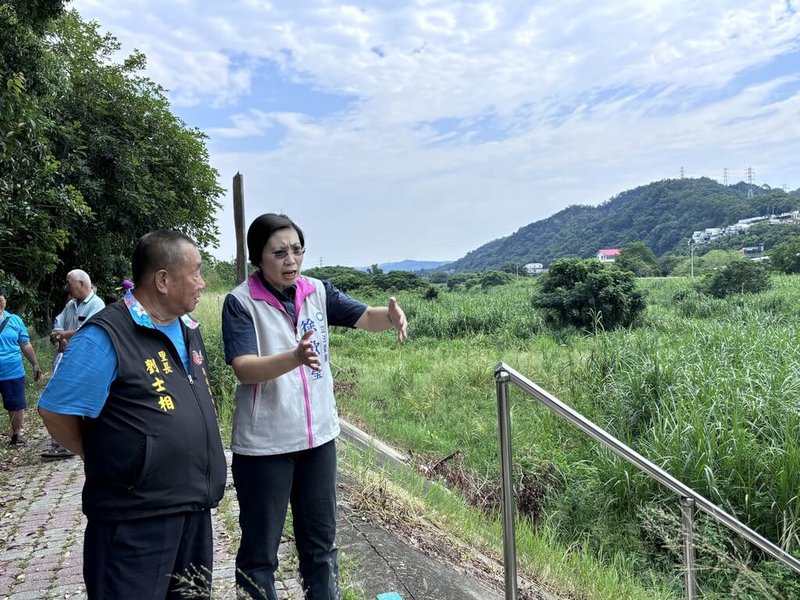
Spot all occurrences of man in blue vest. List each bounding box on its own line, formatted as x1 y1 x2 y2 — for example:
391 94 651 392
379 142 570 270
38 230 226 599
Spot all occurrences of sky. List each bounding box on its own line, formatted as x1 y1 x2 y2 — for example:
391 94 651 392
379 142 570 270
69 0 800 268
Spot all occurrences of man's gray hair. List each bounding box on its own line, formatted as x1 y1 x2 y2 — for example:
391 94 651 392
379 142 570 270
67 269 92 288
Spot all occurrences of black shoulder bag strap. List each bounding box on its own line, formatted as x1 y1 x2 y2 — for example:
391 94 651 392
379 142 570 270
0 316 10 335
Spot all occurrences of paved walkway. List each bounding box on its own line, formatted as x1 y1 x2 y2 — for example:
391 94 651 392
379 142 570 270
1 424 542 600
0 451 303 600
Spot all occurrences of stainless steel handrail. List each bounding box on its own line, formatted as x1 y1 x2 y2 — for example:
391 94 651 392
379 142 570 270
494 361 800 600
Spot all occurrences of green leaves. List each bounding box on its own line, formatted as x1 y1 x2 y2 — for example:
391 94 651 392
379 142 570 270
532 257 645 332
768 236 800 274
1 5 222 318
699 260 771 299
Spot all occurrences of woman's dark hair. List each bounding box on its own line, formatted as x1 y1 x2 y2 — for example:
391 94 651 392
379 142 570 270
132 230 197 286
247 213 305 267
0 287 7 298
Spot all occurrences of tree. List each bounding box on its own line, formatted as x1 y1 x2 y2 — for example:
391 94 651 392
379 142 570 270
46 12 222 297
532 258 645 331
200 255 236 291
0 0 89 310
699 259 771 298
1 8 223 319
480 270 514 289
768 236 800 274
446 273 471 290
302 266 372 293
615 241 660 277
373 270 426 292
672 249 742 277
659 253 686 276
499 261 525 276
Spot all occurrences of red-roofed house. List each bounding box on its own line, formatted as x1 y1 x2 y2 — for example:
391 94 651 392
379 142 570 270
597 248 621 263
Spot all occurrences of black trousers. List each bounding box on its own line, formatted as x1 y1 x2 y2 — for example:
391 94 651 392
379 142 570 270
83 510 213 599
232 439 340 600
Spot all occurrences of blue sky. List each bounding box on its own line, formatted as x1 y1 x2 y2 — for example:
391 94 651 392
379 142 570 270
71 0 800 267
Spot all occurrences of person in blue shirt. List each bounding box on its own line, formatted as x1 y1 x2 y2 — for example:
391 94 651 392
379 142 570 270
0 287 42 446
38 231 226 599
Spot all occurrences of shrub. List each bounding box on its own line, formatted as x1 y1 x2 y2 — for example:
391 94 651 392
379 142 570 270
531 257 645 331
303 266 372 293
422 286 439 300
698 260 771 298
768 236 800 274
479 270 514 289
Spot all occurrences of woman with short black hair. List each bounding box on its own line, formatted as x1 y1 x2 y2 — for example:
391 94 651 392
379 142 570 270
222 213 408 600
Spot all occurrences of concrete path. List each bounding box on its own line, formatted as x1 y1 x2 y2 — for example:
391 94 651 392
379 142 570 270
1 426 535 600
0 451 303 600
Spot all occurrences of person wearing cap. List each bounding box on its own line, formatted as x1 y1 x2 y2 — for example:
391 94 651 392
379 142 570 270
43 269 105 458
222 213 408 600
0 286 42 446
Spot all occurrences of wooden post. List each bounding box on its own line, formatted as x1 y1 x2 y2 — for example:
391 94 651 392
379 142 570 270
233 172 246 284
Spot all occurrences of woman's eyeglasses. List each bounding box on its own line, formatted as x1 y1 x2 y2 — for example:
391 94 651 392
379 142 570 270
266 246 306 260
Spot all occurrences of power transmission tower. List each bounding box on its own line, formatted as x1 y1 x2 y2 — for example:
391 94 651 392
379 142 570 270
746 167 754 199
680 166 685 179
723 168 728 186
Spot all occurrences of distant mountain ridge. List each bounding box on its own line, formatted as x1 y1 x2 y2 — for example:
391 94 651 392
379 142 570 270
359 259 452 272
446 178 800 273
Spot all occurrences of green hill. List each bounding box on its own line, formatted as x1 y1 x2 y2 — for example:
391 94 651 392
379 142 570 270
446 178 800 272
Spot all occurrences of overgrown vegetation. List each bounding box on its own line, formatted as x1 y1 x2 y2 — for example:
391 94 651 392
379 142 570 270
194 269 800 597
1 1 222 320
230 273 800 599
697 259 771 298
768 236 800 274
531 257 645 331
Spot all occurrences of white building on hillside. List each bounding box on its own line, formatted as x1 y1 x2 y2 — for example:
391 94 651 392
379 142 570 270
524 262 546 275
597 249 620 263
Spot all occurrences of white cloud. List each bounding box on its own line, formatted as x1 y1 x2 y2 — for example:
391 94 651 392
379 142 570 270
70 0 800 265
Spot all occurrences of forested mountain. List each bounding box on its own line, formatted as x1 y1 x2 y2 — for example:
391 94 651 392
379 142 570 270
358 260 451 272
446 178 800 272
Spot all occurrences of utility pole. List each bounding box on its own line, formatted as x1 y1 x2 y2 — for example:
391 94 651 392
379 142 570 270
233 172 246 284
689 240 696 279
723 168 728 186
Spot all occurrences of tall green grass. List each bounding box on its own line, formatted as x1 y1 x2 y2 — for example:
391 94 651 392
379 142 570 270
331 277 800 597
197 276 800 598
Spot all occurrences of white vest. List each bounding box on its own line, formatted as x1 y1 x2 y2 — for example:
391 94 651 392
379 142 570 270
229 274 339 455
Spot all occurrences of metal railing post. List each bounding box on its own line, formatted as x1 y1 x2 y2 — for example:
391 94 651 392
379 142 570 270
495 368 518 600
682 497 697 600
492 362 800 594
